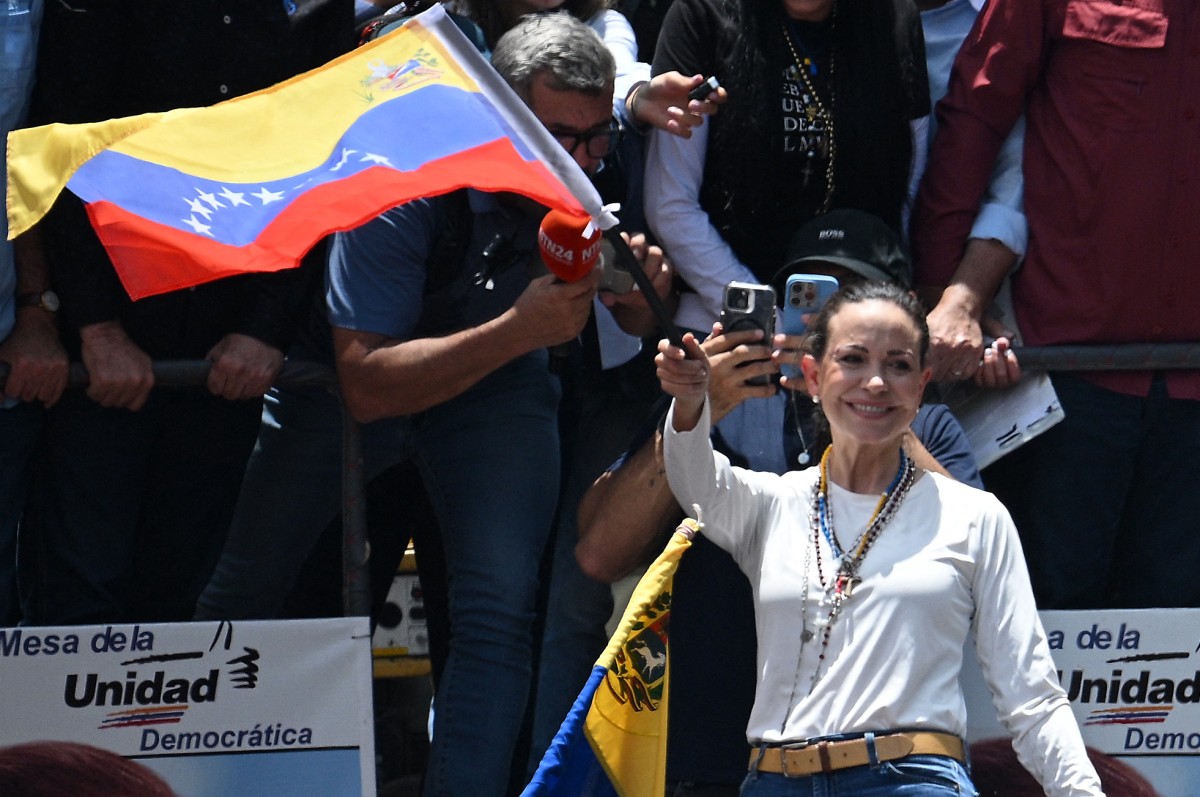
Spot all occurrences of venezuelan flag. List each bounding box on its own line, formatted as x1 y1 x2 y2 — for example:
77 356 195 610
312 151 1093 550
5 4 615 300
522 520 698 797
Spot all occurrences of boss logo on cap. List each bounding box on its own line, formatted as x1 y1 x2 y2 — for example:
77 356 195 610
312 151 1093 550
818 229 846 240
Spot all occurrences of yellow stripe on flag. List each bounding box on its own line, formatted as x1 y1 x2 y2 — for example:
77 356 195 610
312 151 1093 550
584 520 699 797
6 12 477 238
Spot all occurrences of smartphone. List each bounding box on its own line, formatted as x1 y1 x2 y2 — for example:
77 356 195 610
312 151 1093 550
688 76 721 103
780 274 839 378
719 281 776 386
596 238 635 294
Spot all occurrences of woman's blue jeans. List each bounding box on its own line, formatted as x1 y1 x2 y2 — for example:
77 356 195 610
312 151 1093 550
742 755 977 796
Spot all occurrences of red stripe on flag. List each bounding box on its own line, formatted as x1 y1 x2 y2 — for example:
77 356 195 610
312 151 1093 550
86 139 589 300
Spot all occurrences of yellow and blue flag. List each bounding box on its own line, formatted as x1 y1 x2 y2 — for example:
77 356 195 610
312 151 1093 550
6 4 615 300
522 520 698 797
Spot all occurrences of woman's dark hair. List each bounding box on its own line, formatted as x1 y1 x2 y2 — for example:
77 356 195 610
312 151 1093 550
0 741 179 797
703 0 922 267
805 280 928 365
460 0 612 46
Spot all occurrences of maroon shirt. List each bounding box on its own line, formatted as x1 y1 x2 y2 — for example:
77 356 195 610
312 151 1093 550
912 0 1200 398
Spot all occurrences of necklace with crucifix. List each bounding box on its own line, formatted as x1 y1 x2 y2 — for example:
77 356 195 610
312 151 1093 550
803 446 915 691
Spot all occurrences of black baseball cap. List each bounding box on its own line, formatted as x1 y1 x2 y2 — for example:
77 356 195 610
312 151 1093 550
771 209 912 296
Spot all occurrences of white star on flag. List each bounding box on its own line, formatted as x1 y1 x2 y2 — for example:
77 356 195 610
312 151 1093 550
252 187 285 205
360 152 393 167
219 187 250 207
331 148 358 171
183 215 213 236
196 189 225 210
185 196 213 220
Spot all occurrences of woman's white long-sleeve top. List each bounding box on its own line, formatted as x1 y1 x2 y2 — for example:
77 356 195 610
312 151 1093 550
663 398 1105 797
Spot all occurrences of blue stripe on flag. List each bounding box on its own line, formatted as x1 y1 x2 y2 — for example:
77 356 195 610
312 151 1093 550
67 83 538 246
521 666 618 797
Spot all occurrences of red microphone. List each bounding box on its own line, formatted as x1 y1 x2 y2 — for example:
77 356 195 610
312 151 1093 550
538 210 601 370
538 209 602 282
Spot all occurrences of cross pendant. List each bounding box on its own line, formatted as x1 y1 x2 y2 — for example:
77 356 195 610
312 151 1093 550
835 573 862 600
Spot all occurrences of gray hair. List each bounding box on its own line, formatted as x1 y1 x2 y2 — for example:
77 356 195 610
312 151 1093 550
491 12 615 102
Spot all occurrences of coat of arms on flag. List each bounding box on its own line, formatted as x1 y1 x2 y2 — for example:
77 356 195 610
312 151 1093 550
523 519 699 797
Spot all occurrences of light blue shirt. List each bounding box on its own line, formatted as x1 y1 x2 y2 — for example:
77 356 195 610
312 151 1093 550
922 0 1027 258
0 0 41 349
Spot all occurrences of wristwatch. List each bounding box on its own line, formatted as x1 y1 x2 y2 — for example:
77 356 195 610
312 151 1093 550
16 290 61 313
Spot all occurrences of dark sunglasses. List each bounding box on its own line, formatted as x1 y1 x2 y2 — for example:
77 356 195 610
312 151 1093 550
552 117 624 160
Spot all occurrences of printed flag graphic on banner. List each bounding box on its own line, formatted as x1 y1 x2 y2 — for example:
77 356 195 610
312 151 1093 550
522 520 698 797
5 4 615 300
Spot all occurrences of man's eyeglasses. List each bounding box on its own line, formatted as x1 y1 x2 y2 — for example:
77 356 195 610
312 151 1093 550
551 117 624 160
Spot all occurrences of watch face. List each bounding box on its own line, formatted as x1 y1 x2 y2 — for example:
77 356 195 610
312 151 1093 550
40 290 61 312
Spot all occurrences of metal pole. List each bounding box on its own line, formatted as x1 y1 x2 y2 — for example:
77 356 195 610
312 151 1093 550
1009 343 1200 371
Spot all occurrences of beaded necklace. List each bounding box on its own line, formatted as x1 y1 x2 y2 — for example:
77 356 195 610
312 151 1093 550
782 16 836 214
803 445 914 692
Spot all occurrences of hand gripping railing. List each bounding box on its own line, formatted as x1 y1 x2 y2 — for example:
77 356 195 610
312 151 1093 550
4 342 1200 617
0 359 372 618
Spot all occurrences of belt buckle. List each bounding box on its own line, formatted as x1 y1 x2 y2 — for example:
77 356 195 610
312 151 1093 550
779 740 811 778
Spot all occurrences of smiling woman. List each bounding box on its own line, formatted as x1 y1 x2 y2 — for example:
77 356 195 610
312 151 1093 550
799 283 930 482
653 281 1108 796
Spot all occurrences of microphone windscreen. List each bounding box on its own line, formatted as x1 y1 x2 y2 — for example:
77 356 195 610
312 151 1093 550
538 210 601 283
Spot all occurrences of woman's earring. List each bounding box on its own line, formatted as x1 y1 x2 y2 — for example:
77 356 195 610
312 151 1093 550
812 395 820 404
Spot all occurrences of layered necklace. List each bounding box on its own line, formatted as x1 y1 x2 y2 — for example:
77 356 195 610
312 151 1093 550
794 446 915 696
782 15 836 214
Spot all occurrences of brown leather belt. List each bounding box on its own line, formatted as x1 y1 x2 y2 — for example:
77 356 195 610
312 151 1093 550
750 731 965 777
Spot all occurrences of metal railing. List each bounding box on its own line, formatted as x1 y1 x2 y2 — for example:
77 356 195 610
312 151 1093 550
0 359 372 618
1007 343 1200 371
3 341 1199 618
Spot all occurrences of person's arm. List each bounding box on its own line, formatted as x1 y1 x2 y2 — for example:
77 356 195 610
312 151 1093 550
588 9 649 117
40 192 156 410
644 124 756 330
922 103 1028 382
328 196 596 421
207 244 324 400
970 497 1106 796
904 114 930 234
576 423 682 583
911 0 1045 288
626 72 726 138
334 269 599 422
0 229 68 406
575 325 776 580
921 238 1017 381
643 0 755 330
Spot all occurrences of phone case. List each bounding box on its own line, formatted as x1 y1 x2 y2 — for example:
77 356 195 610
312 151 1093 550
720 282 776 386
780 274 839 378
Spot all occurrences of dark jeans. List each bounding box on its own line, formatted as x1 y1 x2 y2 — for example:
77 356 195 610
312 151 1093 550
22 389 261 624
197 353 562 797
0 400 42 625
669 781 740 797
983 372 1200 609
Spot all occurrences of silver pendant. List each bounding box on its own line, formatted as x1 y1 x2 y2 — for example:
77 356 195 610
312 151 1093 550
797 451 811 465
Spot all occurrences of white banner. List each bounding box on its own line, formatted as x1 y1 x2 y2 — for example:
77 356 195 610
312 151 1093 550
0 618 375 796
964 608 1200 795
